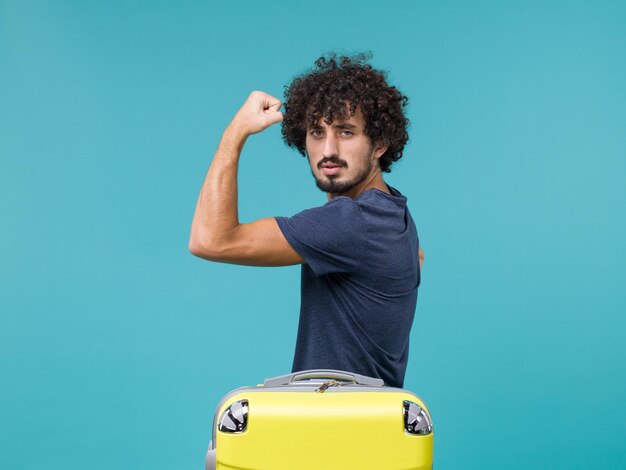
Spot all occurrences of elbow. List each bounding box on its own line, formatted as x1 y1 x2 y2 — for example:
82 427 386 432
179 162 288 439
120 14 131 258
189 226 241 261
188 238 204 258
188 235 227 261
188 237 214 260
188 229 209 257
188 225 213 259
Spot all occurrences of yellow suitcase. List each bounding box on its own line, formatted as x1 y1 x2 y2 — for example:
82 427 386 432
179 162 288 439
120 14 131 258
205 369 433 470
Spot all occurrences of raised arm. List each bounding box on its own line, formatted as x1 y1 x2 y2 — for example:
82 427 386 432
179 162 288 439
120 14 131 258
188 91 304 266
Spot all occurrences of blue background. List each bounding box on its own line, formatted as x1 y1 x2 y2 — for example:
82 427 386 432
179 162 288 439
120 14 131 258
2 1 625 468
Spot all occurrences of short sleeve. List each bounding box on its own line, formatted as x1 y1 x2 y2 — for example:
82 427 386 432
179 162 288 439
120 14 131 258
275 197 368 276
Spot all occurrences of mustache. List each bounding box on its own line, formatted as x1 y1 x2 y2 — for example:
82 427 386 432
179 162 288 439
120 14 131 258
317 156 348 169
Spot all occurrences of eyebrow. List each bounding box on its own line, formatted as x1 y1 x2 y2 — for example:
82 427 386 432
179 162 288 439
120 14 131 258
309 122 359 130
333 123 358 129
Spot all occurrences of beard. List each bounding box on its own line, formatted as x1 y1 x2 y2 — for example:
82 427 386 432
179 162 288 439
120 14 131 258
312 156 374 195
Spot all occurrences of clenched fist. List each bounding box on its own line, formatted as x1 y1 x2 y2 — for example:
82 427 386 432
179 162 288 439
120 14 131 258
229 91 284 137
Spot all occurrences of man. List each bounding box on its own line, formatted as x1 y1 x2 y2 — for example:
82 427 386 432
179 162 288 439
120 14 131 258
189 54 422 388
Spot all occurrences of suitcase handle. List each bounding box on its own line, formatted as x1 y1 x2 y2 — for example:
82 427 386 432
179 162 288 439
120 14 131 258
263 369 385 387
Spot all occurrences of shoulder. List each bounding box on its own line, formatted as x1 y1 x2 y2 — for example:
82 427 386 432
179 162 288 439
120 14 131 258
281 196 366 227
354 187 409 220
276 197 367 243
356 186 408 207
274 197 368 275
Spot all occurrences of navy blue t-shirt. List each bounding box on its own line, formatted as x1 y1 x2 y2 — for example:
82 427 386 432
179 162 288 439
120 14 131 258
275 186 420 388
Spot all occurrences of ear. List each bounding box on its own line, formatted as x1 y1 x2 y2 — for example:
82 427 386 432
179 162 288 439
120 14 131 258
373 140 389 160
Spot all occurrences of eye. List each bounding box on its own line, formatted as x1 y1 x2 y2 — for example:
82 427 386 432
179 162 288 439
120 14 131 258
309 130 324 138
340 130 354 137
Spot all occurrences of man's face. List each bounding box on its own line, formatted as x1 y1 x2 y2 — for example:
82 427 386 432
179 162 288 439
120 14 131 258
305 108 383 195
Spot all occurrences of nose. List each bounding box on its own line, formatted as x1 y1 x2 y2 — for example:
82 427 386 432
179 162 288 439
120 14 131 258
322 133 339 158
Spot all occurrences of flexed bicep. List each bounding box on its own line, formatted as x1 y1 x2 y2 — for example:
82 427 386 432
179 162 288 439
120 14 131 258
190 218 304 267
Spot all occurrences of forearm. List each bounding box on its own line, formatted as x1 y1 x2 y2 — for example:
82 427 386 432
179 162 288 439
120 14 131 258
189 124 248 255
189 90 284 260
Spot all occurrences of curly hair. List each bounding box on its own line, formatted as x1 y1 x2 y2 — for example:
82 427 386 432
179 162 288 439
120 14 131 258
281 53 409 173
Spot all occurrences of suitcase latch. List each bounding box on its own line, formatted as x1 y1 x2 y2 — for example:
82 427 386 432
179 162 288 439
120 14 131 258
315 379 346 393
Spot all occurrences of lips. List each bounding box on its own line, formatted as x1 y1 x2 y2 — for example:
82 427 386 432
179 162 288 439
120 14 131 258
321 162 343 176
322 166 341 176
319 158 346 177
